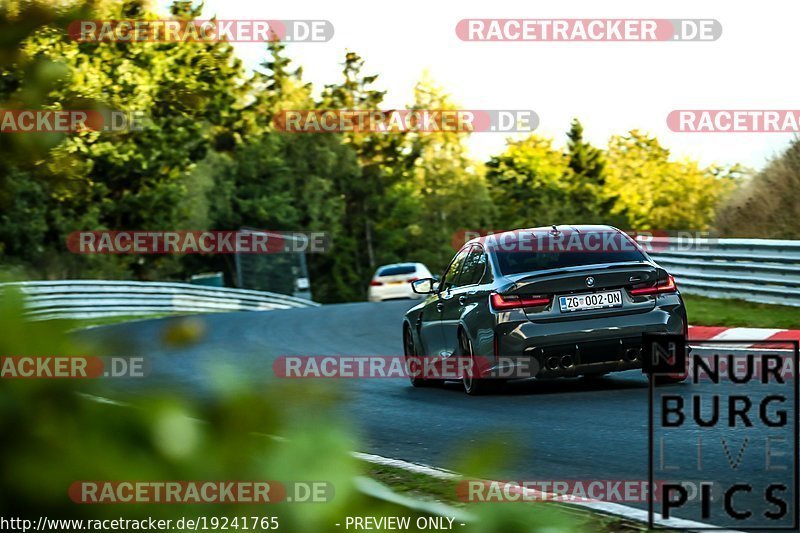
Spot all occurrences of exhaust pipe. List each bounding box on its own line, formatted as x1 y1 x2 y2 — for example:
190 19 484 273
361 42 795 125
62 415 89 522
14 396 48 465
545 356 560 371
624 348 640 362
560 355 574 369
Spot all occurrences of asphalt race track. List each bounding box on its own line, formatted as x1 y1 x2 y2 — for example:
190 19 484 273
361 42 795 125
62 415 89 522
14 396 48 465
78 301 798 530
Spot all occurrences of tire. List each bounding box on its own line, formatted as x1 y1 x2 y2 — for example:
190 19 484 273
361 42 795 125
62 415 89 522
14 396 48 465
403 327 437 388
460 330 494 395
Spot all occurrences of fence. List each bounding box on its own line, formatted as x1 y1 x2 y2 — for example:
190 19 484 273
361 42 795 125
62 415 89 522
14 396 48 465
234 228 312 299
0 280 320 320
640 237 800 307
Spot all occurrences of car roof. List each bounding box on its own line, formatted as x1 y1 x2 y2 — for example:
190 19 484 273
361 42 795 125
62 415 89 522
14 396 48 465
375 263 428 273
377 262 420 268
464 225 623 248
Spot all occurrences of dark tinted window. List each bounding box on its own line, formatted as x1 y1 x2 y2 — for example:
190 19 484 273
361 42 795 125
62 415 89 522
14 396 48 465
377 264 416 276
441 248 468 291
456 245 486 286
493 232 646 276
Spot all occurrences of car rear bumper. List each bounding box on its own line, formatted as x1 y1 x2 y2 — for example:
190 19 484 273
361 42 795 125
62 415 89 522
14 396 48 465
487 354 643 379
490 296 686 378
368 284 421 302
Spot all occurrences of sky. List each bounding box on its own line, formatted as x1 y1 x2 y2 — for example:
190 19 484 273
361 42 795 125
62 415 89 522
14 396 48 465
161 0 798 171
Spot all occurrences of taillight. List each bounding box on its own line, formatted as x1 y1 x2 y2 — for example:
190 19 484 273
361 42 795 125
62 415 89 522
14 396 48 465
408 277 419 283
370 280 383 286
490 292 550 310
630 274 677 296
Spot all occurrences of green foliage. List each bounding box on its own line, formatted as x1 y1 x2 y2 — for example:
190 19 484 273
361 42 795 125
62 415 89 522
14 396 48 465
0 1 747 300
715 137 799 238
0 286 587 531
0 291 380 527
487 127 734 234
486 134 578 229
604 131 736 230
319 51 410 283
1 0 248 280
564 118 610 221
379 75 493 273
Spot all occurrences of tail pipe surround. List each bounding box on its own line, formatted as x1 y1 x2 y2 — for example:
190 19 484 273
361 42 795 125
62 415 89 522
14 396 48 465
624 347 641 362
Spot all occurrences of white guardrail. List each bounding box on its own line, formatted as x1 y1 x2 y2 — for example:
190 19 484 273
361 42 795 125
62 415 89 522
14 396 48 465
1 237 798 319
0 280 319 320
639 237 800 307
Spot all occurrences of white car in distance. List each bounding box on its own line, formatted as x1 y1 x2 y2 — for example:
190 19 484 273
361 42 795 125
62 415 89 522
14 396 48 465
368 263 433 302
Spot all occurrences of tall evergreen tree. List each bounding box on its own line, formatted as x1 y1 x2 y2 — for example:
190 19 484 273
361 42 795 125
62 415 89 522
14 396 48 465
564 118 609 221
566 119 604 181
320 52 408 278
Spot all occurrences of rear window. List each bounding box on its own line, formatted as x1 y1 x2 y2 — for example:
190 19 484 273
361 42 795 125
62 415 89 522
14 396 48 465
376 265 417 276
492 232 646 275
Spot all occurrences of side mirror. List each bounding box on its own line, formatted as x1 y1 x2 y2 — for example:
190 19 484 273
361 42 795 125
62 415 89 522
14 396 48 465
411 278 439 294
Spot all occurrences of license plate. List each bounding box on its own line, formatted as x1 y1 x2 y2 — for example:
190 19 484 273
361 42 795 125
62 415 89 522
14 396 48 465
559 290 623 312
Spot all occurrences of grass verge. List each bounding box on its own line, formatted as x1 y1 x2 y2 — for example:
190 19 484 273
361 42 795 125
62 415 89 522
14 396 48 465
683 294 799 329
365 462 660 532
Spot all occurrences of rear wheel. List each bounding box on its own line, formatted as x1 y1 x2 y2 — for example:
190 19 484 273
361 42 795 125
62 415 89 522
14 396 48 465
460 330 494 395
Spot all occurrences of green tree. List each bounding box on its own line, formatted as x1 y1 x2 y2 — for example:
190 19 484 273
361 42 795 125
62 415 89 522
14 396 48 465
564 118 610 221
603 130 736 230
0 0 249 279
485 134 578 230
715 139 796 238
380 75 492 272
203 41 363 301
320 52 408 281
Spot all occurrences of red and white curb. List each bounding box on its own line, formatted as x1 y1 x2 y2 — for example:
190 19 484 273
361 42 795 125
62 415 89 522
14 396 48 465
689 326 800 350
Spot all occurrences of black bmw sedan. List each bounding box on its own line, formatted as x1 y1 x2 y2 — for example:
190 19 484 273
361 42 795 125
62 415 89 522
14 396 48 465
402 225 688 394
